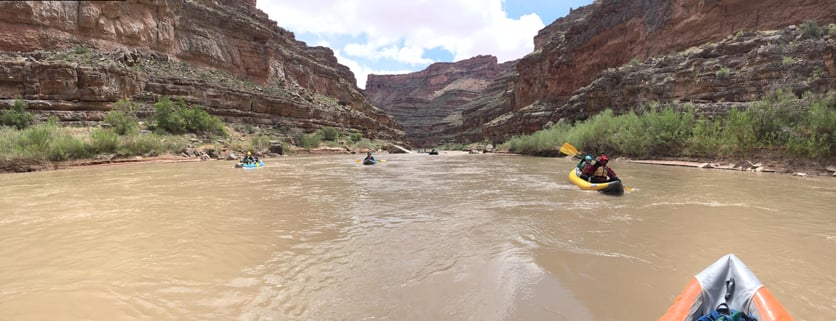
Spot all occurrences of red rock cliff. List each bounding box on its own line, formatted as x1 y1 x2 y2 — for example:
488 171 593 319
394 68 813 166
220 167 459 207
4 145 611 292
517 0 836 108
365 55 514 147
0 0 405 142
367 0 834 146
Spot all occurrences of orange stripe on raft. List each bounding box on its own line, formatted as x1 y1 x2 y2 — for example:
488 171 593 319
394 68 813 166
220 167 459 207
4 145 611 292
753 287 794 321
658 278 702 321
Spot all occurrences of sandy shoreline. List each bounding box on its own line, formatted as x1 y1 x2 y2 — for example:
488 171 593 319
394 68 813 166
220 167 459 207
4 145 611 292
629 158 836 177
0 155 204 174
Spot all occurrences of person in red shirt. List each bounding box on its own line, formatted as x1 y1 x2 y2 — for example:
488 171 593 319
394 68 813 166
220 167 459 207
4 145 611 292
581 155 619 183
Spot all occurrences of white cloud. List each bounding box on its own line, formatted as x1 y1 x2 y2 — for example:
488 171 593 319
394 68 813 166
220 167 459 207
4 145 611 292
343 43 434 66
332 48 413 89
257 0 547 88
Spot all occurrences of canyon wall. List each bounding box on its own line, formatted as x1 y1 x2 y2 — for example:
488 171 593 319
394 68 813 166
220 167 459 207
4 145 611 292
0 0 405 143
368 0 835 146
481 25 836 143
365 55 514 147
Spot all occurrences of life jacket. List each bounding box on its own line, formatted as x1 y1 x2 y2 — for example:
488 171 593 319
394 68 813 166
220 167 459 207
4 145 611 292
594 166 607 177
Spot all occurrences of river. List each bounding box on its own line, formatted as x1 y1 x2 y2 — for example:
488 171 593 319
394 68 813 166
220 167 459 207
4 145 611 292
0 152 833 321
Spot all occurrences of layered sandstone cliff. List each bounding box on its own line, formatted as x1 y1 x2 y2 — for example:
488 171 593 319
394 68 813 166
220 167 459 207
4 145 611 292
477 0 836 140
520 0 835 106
0 0 405 142
365 55 514 147
368 0 835 146
481 25 836 142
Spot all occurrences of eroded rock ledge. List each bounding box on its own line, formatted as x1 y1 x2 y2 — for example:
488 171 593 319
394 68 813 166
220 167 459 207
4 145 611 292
0 0 406 143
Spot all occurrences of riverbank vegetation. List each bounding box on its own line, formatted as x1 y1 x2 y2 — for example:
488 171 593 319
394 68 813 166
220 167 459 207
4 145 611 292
0 97 209 171
0 96 380 172
505 90 836 161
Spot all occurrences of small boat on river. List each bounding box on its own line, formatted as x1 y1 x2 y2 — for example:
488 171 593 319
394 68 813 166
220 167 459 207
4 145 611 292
568 168 624 195
658 253 793 321
235 160 264 168
362 158 377 165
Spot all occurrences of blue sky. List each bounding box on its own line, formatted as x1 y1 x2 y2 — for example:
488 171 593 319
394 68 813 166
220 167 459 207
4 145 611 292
256 0 594 89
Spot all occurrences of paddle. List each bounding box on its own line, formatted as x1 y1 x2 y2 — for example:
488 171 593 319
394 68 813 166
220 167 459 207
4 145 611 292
355 159 386 163
559 142 579 157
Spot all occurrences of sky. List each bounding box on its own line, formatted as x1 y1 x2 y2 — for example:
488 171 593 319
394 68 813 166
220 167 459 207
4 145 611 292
256 0 594 89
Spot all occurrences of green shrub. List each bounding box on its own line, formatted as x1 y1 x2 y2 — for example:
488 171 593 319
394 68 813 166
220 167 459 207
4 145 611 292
104 99 139 135
568 109 623 154
607 111 645 155
498 89 835 161
349 132 363 143
90 128 119 153
787 93 836 158
150 97 227 136
810 67 824 80
715 67 730 79
152 97 187 134
48 133 89 161
653 106 697 151
748 90 802 145
289 128 305 145
0 119 207 163
182 105 227 136
159 134 189 153
320 126 339 141
354 138 378 151
506 121 571 154
0 126 16 155
18 124 54 154
685 117 723 157
718 107 756 155
121 134 165 156
1 98 36 130
0 122 94 161
800 20 824 39
230 135 274 152
299 132 321 149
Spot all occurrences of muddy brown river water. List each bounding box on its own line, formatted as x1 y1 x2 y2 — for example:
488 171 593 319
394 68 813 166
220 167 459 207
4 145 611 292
0 153 833 321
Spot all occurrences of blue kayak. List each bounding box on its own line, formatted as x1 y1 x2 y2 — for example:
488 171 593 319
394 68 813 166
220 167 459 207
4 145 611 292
235 160 264 168
362 158 377 165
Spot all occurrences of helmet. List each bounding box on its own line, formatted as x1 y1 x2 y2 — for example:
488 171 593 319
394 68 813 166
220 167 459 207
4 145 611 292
247 151 252 155
599 155 609 163
584 155 593 161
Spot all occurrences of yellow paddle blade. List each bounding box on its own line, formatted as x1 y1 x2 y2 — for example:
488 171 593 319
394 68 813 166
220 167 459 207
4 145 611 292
559 142 579 156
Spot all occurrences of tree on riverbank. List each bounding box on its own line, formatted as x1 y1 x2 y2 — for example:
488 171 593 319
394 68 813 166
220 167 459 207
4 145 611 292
505 90 836 161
